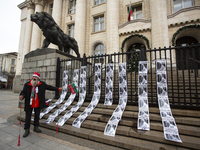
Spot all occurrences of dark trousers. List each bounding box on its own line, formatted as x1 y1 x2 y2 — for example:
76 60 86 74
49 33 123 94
24 107 40 129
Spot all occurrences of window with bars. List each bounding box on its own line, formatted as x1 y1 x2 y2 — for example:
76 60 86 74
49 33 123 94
94 16 104 32
129 5 142 20
174 0 194 12
94 0 105 5
69 0 76 14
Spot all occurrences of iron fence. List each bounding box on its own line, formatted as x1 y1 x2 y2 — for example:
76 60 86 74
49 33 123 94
56 43 200 108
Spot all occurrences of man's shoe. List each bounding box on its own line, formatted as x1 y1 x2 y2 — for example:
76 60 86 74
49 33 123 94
33 126 42 133
23 129 30 138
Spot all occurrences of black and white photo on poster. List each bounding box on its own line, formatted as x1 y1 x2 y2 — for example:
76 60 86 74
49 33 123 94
43 69 79 124
118 63 126 75
156 72 167 85
164 129 182 143
118 97 127 107
139 97 148 110
104 97 113 106
139 61 148 73
106 76 113 86
157 85 168 97
56 66 87 126
138 117 150 130
72 64 101 128
156 60 166 72
106 63 113 75
104 121 118 137
119 85 127 96
138 85 148 97
105 85 113 97
104 63 127 136
112 106 126 118
162 118 178 130
119 75 127 85
138 110 149 118
138 73 148 85
158 97 170 110
94 84 101 94
160 110 173 118
40 71 68 119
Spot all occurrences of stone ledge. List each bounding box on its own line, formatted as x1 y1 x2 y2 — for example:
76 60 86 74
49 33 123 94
25 48 77 59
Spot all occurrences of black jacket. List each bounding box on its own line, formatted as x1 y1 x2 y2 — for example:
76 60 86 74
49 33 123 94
20 80 59 111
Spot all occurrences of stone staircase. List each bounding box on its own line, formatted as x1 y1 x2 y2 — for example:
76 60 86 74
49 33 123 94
19 69 200 149
19 99 200 150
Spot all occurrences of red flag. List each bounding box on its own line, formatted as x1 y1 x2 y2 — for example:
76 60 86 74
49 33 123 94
128 2 133 21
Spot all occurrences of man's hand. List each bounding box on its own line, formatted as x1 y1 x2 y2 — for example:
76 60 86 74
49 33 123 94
59 87 63 91
19 95 24 100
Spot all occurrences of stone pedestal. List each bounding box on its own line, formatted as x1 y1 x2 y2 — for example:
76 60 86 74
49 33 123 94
14 48 73 99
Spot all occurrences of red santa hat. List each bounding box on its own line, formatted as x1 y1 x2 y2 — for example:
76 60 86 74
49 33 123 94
32 72 40 79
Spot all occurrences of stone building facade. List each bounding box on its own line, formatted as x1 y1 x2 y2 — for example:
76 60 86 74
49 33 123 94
16 0 200 76
0 52 17 88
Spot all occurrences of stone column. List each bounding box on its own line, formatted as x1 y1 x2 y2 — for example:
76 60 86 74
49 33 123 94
48 0 63 49
30 0 44 51
150 0 169 48
106 0 120 54
21 2 34 65
74 0 86 57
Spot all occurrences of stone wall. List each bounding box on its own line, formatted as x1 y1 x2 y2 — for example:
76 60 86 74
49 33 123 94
17 48 73 99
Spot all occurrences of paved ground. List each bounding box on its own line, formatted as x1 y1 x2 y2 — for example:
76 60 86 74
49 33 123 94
0 90 125 150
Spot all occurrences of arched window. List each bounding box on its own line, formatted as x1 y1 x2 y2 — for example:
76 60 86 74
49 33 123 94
175 36 200 70
94 44 104 63
127 43 146 72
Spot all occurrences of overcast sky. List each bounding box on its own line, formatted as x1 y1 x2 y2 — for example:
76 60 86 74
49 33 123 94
0 0 24 54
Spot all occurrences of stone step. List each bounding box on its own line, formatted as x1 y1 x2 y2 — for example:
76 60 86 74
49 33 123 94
47 101 200 137
26 111 200 150
18 98 200 150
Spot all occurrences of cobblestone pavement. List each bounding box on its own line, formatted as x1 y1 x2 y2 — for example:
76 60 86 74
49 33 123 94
0 90 124 150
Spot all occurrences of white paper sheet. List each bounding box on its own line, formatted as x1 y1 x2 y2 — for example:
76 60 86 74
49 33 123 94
56 66 87 126
104 63 114 106
72 63 101 128
137 61 150 130
104 63 127 136
42 69 79 124
156 60 182 143
39 71 69 119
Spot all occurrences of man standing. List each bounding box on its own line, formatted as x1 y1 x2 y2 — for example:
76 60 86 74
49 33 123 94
19 72 62 138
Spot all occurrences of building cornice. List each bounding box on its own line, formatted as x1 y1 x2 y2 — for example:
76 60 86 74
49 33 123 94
119 19 151 29
168 18 200 28
119 28 151 37
18 0 29 9
167 6 200 19
33 0 44 6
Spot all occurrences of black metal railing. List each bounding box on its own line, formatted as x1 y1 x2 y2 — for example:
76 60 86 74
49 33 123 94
56 43 200 108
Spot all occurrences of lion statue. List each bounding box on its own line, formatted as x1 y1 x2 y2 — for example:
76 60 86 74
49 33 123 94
31 12 80 58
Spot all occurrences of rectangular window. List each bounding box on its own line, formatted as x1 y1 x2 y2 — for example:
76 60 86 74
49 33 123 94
50 4 53 15
94 16 104 32
94 0 105 5
174 0 193 12
10 67 14 72
129 5 142 20
69 0 76 14
68 24 74 38
68 24 75 55
11 59 15 65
